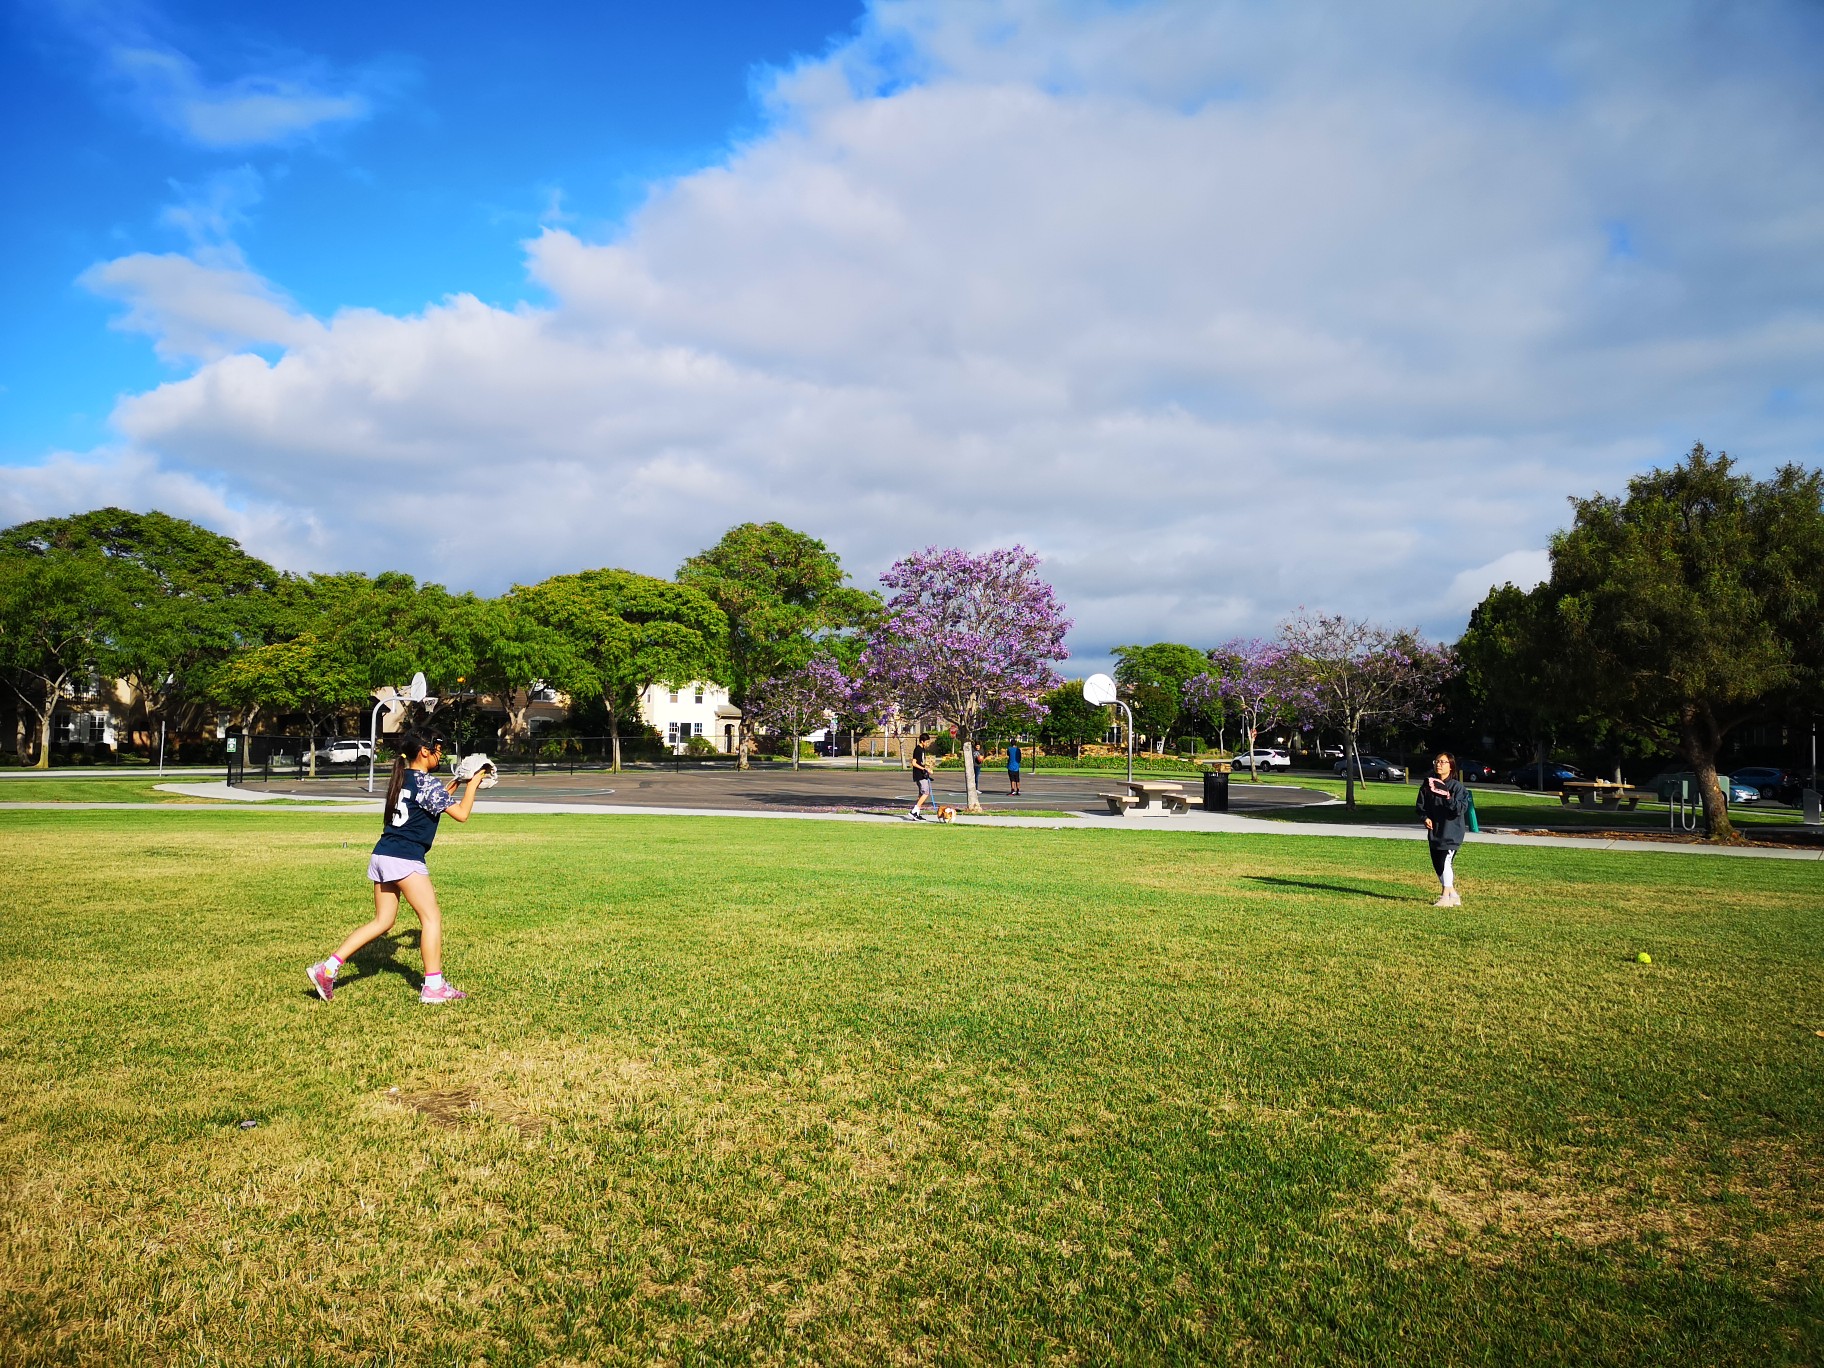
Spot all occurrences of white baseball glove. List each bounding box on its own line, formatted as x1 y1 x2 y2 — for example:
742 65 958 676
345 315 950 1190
452 752 499 788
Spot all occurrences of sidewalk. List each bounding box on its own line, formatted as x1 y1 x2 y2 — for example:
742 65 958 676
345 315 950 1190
6 777 1817 863
21 781 1788 861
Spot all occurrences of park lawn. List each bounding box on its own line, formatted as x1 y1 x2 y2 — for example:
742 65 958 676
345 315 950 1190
0 776 231 804
1248 775 1807 831
1 811 1820 1366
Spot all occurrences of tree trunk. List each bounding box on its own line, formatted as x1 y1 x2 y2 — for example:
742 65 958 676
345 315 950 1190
963 739 981 812
792 720 801 770
33 686 55 769
1247 722 1259 783
607 699 622 772
1343 729 1358 809
1680 704 1737 842
737 719 749 769
503 688 531 742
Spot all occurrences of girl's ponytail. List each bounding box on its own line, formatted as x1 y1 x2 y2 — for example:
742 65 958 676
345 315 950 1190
382 729 425 830
382 753 409 830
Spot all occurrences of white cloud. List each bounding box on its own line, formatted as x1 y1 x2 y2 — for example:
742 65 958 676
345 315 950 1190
79 251 324 363
1444 550 1551 614
18 0 1824 666
0 448 327 570
106 43 370 147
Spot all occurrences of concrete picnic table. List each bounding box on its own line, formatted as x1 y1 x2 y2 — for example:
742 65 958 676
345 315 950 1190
1096 779 1192 814
1559 780 1645 810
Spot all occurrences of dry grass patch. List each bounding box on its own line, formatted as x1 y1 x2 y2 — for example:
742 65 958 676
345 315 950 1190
1377 1128 1824 1282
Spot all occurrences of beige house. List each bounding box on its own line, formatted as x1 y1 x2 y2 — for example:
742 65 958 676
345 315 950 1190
637 681 742 753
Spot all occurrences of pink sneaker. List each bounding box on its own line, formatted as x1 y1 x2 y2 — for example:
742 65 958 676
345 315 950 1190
306 961 336 1002
419 982 468 1004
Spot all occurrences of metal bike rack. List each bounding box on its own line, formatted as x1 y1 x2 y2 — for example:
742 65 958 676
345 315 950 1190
1669 777 1699 832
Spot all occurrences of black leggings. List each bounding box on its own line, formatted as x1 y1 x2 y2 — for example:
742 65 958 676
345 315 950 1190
1429 844 1460 880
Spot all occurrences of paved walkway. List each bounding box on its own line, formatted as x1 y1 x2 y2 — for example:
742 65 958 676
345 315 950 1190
10 779 1792 861
2 768 1816 861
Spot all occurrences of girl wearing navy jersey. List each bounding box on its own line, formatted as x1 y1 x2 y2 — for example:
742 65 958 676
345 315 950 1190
307 730 487 1004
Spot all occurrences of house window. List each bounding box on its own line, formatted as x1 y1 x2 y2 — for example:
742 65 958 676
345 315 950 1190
668 689 679 704
667 722 679 743
694 687 704 705
693 722 703 737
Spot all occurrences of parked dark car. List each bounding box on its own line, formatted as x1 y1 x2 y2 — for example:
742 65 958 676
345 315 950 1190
1730 766 1802 804
1455 759 1499 783
1508 762 1585 791
1335 755 1406 781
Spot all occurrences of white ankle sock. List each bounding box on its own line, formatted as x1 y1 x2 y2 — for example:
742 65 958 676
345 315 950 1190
424 972 445 990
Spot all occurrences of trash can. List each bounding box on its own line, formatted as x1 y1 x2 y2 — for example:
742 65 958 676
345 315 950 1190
1203 763 1230 813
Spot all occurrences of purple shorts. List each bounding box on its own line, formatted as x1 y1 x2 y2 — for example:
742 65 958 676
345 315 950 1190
368 854 428 884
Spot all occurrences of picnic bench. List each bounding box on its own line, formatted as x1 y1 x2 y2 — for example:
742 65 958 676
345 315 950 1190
1097 780 1191 814
1559 780 1645 810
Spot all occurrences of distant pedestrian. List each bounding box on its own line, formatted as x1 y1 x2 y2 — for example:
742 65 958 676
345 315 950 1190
1416 751 1471 907
1006 740 1022 795
907 732 934 820
970 738 984 791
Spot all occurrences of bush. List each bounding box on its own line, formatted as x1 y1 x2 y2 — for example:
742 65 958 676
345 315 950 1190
1178 737 1205 755
685 734 719 756
929 735 955 758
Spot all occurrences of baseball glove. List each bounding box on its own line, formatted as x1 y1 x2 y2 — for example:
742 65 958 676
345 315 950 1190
453 752 499 788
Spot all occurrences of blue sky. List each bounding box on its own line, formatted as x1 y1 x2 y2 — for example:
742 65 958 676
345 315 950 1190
1 0 864 460
4 0 1824 666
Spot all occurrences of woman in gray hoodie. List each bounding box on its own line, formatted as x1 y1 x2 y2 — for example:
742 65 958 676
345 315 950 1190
1416 752 1472 906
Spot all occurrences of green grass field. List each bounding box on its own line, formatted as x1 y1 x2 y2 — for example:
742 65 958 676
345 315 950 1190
0 776 232 804
2 810 1820 1364
1243 775 1808 832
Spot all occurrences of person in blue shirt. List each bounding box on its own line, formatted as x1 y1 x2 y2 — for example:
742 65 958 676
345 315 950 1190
307 730 488 1004
1006 740 1022 795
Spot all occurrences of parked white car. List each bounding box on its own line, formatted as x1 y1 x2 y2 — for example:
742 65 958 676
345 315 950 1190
1230 748 1292 771
310 739 375 765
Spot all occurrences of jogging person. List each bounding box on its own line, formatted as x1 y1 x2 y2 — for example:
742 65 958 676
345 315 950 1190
1416 751 1471 906
906 731 935 820
306 729 488 1003
1006 739 1022 795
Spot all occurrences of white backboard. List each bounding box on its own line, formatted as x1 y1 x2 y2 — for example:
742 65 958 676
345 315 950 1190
1083 672 1117 705
407 672 428 702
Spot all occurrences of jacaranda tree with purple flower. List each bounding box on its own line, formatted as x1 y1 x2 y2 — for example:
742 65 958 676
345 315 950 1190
745 654 850 770
862 546 1070 812
1190 638 1307 782
1279 611 1454 809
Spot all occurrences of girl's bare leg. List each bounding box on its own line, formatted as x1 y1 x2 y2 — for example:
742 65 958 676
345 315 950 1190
333 882 401 963
396 872 444 976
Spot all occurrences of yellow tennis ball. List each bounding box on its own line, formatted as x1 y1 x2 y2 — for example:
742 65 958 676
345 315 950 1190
1636 952 1652 964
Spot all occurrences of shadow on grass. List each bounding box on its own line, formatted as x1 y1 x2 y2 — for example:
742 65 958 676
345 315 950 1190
1244 875 1415 902
301 931 424 998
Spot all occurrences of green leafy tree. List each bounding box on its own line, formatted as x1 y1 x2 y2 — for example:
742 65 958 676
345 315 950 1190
220 572 476 774
1036 680 1108 758
0 509 284 752
467 594 580 743
1112 642 1206 752
1455 582 1582 786
514 569 728 770
0 545 135 766
678 523 877 764
1545 444 1824 840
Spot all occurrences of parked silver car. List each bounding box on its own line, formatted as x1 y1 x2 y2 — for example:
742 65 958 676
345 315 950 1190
310 739 375 765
